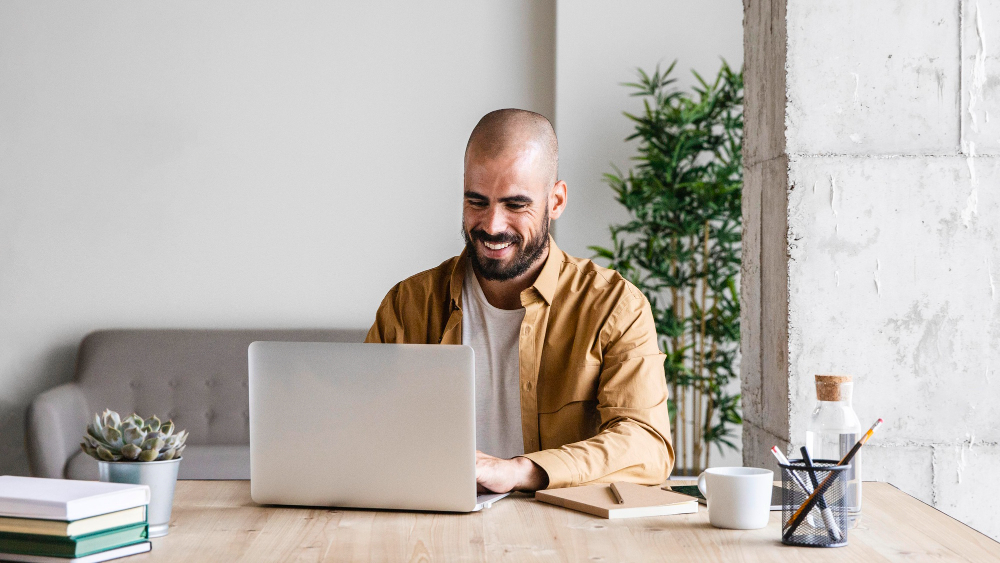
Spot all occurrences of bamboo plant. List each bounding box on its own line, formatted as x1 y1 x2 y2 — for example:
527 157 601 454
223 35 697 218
591 61 743 476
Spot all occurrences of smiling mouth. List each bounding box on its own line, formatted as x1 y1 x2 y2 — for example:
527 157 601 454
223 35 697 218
483 241 513 251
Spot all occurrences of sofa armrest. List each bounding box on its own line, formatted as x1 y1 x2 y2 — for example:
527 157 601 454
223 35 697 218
26 383 91 478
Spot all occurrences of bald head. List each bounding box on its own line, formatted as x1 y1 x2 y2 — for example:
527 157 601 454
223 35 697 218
462 109 568 287
465 109 558 184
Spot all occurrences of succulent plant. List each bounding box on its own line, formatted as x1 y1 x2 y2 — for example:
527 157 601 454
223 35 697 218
81 409 188 462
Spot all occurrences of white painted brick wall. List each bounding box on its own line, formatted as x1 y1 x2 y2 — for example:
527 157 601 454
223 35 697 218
787 1 961 155
935 445 1000 538
786 156 1000 537
962 0 1000 153
770 0 1000 541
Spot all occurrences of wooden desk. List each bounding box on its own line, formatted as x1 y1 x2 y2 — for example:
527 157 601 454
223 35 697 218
137 481 999 562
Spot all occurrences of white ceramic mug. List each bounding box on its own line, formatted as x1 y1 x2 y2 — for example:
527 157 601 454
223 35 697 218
697 467 773 530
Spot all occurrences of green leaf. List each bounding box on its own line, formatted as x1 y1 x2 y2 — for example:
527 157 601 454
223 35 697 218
121 444 142 460
124 427 146 446
602 60 743 472
141 437 165 452
88 414 103 439
588 245 615 261
80 443 99 460
87 424 104 444
101 409 120 429
103 426 123 446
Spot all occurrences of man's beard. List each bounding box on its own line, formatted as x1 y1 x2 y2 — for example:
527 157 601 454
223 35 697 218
463 210 550 282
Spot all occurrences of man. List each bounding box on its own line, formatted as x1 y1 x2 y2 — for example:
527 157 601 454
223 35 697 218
365 109 674 493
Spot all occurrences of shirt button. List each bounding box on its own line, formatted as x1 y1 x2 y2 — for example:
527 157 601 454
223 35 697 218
522 326 531 335
526 382 533 391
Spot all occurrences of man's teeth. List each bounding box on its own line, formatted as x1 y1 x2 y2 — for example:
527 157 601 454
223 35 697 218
484 241 512 251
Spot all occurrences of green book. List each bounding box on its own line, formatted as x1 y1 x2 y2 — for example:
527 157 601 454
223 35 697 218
0 523 147 558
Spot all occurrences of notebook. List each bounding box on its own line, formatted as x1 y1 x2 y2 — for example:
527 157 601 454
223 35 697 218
535 482 698 519
0 477 149 521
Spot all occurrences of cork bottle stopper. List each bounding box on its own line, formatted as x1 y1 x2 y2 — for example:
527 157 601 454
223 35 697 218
815 374 852 401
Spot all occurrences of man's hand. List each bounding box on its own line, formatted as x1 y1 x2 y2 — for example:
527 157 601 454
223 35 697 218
475 451 549 493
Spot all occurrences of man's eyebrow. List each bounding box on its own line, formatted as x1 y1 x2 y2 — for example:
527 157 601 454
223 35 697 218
463 192 534 205
499 195 533 205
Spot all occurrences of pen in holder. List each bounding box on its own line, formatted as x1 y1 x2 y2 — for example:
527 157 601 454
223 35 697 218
779 459 849 548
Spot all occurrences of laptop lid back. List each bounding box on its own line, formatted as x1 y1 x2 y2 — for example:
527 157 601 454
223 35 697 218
248 342 477 512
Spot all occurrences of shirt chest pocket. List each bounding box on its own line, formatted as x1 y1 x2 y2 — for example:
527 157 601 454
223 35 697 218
536 362 602 414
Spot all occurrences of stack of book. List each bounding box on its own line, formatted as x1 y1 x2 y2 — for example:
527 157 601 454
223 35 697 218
0 476 152 563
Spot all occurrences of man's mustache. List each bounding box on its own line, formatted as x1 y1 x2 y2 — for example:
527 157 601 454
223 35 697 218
470 229 521 246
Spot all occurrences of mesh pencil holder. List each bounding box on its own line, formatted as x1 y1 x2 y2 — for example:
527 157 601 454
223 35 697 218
779 459 849 548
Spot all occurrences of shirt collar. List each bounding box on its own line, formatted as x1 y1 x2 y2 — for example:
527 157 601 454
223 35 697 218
448 235 563 308
449 248 467 309
530 236 562 306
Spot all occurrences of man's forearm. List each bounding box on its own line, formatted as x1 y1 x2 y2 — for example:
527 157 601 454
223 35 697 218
522 417 674 488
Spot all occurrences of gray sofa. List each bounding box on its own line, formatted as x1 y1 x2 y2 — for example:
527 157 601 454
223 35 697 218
27 328 367 480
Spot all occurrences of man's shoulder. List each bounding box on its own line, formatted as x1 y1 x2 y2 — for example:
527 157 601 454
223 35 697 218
385 254 460 302
555 250 646 305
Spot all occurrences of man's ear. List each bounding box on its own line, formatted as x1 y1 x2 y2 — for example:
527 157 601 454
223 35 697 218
549 180 568 220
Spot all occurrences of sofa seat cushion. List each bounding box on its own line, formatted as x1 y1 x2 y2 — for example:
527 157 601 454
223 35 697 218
65 445 251 481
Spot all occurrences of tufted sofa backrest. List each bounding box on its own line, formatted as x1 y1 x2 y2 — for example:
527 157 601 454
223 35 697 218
74 329 368 446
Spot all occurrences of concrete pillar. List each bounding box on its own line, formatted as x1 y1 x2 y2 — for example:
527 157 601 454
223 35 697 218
742 0 1000 540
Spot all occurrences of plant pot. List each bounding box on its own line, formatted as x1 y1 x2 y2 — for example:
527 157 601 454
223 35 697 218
98 458 181 538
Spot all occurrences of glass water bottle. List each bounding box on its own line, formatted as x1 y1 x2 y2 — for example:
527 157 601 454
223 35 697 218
804 374 863 527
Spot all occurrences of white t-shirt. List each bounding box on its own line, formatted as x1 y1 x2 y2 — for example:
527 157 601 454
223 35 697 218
461 261 525 459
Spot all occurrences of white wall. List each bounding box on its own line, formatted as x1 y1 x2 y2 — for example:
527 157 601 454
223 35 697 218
554 0 745 468
1 0 747 478
0 0 555 475
554 0 744 259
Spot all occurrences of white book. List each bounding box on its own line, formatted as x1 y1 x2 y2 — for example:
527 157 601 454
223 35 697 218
0 541 151 563
0 477 149 521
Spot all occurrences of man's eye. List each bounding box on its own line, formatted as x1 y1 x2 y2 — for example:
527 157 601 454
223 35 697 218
467 200 488 208
506 203 527 210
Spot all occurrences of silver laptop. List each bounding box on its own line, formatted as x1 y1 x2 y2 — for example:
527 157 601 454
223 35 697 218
248 341 508 512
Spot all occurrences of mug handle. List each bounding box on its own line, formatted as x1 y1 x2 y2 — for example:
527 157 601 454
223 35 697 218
697 472 708 500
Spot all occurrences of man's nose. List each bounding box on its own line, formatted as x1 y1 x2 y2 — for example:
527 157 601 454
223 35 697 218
484 205 507 234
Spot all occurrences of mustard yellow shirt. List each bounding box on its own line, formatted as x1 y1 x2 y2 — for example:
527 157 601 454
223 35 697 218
364 238 675 488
